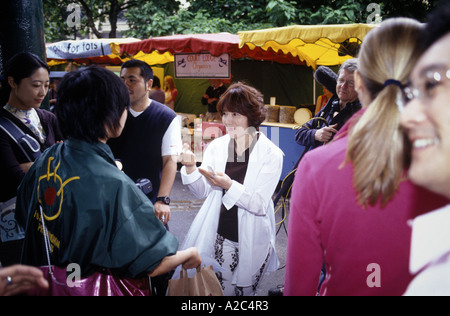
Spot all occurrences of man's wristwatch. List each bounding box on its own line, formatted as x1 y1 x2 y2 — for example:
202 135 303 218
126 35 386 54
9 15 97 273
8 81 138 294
156 196 171 205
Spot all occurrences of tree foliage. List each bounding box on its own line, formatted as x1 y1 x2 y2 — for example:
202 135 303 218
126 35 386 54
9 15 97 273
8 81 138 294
43 0 437 42
43 0 180 41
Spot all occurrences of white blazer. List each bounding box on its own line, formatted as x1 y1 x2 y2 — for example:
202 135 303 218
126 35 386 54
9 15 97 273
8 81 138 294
180 132 283 287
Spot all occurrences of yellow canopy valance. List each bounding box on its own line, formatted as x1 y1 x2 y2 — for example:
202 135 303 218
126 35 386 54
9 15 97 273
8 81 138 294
239 24 378 69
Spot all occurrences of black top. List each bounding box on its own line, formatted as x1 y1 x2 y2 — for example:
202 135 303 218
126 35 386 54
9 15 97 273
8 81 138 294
201 85 227 113
295 97 361 149
217 135 258 242
0 107 63 202
108 101 176 203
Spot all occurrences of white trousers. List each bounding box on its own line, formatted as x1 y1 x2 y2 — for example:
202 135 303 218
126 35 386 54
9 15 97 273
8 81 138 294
214 234 270 296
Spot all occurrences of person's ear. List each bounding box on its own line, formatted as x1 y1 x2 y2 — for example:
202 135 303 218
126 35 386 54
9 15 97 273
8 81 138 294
354 70 364 95
354 70 372 108
146 79 153 92
7 77 17 89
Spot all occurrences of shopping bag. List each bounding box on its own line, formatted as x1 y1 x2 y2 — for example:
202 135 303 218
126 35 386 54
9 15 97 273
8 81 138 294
27 266 151 296
28 205 151 296
0 197 25 242
168 265 223 296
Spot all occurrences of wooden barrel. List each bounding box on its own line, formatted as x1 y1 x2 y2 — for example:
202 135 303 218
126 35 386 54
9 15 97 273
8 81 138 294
279 106 297 124
264 105 280 122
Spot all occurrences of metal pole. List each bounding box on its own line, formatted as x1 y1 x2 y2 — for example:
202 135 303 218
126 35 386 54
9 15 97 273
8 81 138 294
0 0 48 108
313 75 316 104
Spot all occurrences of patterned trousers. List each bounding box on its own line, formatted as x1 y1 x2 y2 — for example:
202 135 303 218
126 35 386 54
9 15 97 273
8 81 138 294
214 234 269 296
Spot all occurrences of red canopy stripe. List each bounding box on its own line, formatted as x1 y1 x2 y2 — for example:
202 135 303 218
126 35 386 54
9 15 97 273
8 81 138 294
119 33 242 58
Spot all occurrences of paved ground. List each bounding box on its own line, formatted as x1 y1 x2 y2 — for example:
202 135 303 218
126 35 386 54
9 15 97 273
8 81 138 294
168 171 288 296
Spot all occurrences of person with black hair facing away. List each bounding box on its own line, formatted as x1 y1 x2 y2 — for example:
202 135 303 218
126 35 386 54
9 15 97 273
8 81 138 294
0 52 63 266
14 66 201 295
108 60 182 295
150 76 165 105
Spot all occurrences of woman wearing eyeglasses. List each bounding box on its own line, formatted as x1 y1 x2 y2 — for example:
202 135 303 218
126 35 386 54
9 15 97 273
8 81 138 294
285 18 449 296
400 4 450 295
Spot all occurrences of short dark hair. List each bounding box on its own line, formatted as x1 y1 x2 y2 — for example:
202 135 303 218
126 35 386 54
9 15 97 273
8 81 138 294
1 52 49 105
121 59 153 82
55 66 130 143
217 82 265 129
152 76 161 88
422 3 450 49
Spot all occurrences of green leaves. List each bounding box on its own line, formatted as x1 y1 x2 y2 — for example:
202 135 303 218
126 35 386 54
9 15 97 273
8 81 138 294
43 0 436 42
267 0 297 26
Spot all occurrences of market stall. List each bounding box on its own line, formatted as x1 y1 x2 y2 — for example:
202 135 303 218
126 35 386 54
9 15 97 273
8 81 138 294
46 24 378 179
238 23 377 178
117 33 311 178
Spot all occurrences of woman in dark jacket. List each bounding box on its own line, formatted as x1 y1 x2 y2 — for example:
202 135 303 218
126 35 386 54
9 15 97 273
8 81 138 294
0 52 63 202
0 52 63 265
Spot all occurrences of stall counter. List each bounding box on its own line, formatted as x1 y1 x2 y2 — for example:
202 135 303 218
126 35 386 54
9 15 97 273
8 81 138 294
260 121 305 180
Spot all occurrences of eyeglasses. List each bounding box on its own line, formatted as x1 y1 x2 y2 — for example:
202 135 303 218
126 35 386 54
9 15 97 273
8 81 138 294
399 67 450 111
337 78 355 87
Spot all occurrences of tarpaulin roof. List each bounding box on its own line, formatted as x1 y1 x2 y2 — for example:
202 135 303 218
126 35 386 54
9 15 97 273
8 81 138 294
118 32 242 58
110 46 174 65
118 32 307 65
46 38 141 66
46 24 377 68
239 23 378 69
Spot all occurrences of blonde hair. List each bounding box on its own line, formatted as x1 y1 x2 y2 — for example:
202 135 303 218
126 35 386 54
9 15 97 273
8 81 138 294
345 18 424 208
164 75 176 91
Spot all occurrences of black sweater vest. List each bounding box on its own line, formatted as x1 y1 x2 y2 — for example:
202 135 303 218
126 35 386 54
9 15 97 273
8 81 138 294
108 101 176 203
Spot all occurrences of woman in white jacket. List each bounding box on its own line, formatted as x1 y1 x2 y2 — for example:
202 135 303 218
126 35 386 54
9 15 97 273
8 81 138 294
180 82 283 296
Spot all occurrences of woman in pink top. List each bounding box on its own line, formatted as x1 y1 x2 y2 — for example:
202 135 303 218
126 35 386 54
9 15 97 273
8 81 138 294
284 18 449 296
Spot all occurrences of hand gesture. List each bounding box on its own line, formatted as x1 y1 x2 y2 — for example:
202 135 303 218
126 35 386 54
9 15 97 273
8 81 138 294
198 167 232 191
314 124 338 143
180 143 196 166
